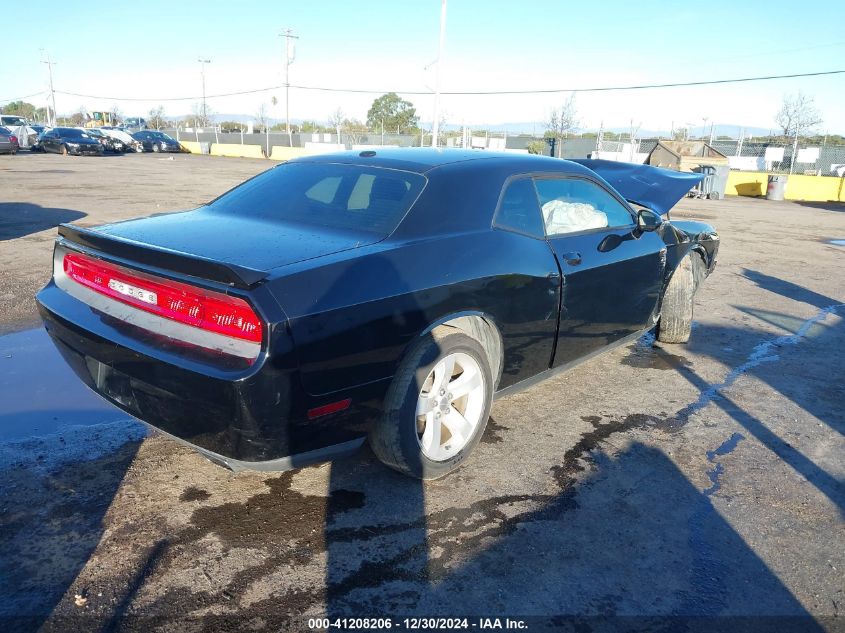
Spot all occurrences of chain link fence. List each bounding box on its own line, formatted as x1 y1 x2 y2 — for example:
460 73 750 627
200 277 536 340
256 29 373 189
161 125 845 176
589 137 845 176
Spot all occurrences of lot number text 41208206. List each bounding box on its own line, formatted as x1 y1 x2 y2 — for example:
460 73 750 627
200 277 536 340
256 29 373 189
307 617 528 630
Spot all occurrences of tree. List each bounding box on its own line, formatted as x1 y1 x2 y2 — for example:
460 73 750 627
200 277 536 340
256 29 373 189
526 140 547 155
546 93 578 158
366 92 419 134
68 106 88 127
1 100 48 122
342 118 367 145
148 106 167 130
254 103 269 133
775 91 822 139
109 104 123 126
328 107 344 139
190 102 214 128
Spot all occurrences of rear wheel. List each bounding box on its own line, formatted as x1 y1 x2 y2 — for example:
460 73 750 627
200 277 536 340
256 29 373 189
370 330 493 479
656 255 703 344
152 143 160 153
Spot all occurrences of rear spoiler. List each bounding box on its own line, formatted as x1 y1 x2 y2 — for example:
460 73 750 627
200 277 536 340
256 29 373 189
57 224 268 289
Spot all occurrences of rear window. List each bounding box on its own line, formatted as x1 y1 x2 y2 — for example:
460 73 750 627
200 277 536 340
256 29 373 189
209 163 426 237
0 116 25 126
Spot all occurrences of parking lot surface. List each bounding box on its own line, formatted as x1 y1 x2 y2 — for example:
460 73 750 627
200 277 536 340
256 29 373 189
1 152 843 632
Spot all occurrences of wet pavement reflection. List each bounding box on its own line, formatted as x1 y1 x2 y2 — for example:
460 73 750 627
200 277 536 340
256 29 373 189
0 327 131 442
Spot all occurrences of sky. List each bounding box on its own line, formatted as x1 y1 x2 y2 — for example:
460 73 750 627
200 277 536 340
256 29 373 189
2 0 844 135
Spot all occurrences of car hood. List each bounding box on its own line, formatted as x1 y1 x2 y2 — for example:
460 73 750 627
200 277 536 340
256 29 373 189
572 159 704 216
94 207 380 273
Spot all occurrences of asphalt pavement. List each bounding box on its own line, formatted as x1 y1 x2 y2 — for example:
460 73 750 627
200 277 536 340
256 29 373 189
0 152 843 632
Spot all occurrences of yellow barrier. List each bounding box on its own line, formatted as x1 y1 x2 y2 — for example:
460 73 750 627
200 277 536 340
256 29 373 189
179 141 201 154
269 146 308 161
783 174 845 202
726 171 845 202
209 143 266 159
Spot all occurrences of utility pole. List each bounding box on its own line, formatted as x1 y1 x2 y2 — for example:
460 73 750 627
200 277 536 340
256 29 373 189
431 0 447 147
198 58 211 127
279 28 299 137
40 50 57 126
701 116 708 140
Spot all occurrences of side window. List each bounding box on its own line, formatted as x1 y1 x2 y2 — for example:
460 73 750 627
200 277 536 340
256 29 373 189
347 174 376 210
494 178 545 238
305 176 342 204
534 178 634 236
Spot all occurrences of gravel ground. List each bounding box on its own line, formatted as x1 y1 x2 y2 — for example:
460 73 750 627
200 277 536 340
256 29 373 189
0 151 843 632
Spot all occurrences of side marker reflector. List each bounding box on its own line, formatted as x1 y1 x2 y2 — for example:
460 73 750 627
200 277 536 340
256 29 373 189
307 399 352 420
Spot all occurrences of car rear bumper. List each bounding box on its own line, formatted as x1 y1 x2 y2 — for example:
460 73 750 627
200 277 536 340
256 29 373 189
36 277 373 470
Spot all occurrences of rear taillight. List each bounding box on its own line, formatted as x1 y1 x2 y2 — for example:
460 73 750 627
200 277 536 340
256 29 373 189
63 252 263 343
10 135 17 143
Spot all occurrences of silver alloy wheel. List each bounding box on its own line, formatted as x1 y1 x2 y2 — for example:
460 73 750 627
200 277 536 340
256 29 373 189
415 351 486 461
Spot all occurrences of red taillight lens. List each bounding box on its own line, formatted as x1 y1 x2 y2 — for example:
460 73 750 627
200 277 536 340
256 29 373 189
63 252 263 343
10 135 17 143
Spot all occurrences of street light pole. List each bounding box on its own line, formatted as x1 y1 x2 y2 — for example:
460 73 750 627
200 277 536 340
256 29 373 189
280 28 299 137
198 58 211 127
431 0 448 148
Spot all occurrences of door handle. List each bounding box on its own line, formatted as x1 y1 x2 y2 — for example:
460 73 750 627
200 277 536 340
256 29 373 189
563 251 582 266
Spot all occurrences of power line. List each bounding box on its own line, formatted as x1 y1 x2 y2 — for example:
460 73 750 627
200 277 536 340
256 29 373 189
53 69 845 102
0 91 47 104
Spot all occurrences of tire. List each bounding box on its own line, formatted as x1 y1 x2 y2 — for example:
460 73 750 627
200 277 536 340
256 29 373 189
657 254 703 344
152 143 160 153
60 145 68 156
370 330 493 479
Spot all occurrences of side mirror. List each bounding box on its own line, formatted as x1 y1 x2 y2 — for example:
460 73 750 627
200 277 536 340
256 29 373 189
636 208 663 233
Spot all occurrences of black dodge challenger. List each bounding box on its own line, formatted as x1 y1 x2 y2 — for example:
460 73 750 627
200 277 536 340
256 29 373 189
36 149 718 479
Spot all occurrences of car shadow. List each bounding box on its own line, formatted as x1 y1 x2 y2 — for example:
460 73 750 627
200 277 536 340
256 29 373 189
0 202 86 241
740 268 843 310
666 315 844 515
0 439 141 633
321 440 822 629
791 200 845 213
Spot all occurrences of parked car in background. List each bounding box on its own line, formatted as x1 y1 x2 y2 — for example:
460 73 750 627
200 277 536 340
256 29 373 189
132 130 181 153
0 114 28 128
36 149 718 479
123 117 147 131
37 127 103 156
30 130 47 152
26 124 47 146
0 127 16 154
100 127 143 153
81 128 125 153
0 126 19 153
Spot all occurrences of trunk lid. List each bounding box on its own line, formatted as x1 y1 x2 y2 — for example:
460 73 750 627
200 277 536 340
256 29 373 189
83 207 380 283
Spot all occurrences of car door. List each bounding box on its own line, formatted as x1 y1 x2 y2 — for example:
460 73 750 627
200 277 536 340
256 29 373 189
43 131 58 152
535 175 666 367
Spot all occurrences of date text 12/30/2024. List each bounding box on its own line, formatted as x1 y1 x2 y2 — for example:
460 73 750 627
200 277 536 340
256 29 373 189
307 618 528 630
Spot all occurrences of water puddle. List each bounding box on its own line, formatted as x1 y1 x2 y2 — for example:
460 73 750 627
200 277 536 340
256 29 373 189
621 343 691 371
0 328 129 443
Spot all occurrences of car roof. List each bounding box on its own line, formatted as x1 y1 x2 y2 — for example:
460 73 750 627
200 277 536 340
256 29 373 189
292 147 596 176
